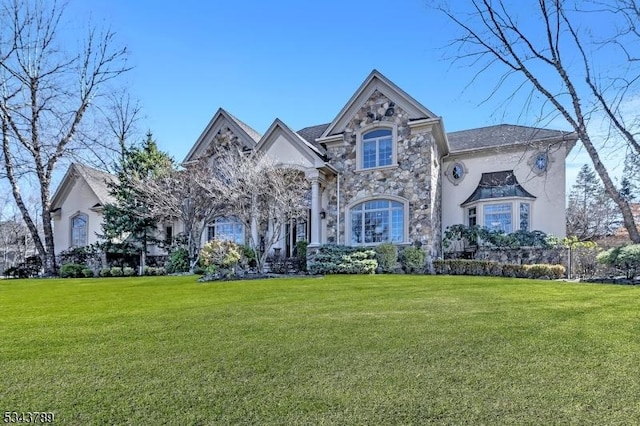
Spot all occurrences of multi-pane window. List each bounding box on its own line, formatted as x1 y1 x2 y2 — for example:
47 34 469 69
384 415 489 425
362 129 392 169
484 203 512 233
207 217 244 244
71 214 88 247
350 199 404 244
467 207 477 227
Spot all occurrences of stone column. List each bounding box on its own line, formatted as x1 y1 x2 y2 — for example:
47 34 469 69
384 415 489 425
309 177 321 247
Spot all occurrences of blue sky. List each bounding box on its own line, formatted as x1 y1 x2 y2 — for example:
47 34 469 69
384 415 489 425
66 0 620 186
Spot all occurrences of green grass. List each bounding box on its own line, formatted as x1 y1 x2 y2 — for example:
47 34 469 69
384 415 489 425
2 275 640 425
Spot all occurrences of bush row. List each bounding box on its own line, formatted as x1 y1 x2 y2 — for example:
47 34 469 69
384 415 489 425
597 244 640 279
433 259 566 279
308 245 378 274
59 264 167 278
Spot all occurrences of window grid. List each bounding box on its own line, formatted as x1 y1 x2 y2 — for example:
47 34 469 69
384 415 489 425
208 217 244 245
351 200 404 244
483 203 512 233
71 214 87 247
362 129 393 169
467 207 477 227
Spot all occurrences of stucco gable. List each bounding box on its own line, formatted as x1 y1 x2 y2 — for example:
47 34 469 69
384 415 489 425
320 70 437 139
183 108 261 163
51 163 116 211
255 119 326 168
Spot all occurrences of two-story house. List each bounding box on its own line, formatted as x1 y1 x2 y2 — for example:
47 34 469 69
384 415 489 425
53 70 577 261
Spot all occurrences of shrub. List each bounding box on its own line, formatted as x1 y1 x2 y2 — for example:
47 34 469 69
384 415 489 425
399 246 426 274
59 263 85 278
200 240 242 270
433 260 450 275
269 257 299 274
122 267 136 277
443 224 550 250
375 243 398 273
166 247 190 273
599 244 640 279
99 268 111 277
81 268 94 278
110 267 123 277
296 241 308 272
433 260 564 280
144 266 166 276
501 264 527 278
58 245 101 266
307 245 378 275
5 256 42 278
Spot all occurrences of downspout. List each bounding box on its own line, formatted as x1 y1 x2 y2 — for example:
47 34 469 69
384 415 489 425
336 171 340 245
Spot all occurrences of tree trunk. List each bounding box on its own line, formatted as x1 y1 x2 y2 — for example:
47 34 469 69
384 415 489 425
578 131 640 243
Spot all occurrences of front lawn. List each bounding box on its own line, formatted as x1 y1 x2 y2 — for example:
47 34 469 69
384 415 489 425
1 275 640 424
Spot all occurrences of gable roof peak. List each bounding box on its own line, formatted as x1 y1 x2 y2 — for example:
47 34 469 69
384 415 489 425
257 118 326 158
320 69 438 139
183 108 262 163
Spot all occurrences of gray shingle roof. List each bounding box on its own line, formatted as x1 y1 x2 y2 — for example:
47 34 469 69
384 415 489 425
297 123 330 152
74 163 117 206
226 111 262 143
447 124 574 153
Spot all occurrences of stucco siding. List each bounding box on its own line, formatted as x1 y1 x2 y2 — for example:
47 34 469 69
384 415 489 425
441 143 567 238
53 177 103 254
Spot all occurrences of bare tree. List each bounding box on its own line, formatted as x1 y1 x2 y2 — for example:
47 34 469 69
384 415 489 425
434 0 640 242
202 148 310 272
134 159 226 270
0 194 33 272
0 0 130 275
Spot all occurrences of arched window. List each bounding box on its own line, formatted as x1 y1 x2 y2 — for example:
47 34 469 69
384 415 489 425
70 213 88 247
349 199 405 245
361 128 393 169
207 217 244 245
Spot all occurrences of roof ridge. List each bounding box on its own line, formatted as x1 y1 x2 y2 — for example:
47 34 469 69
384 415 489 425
224 109 262 143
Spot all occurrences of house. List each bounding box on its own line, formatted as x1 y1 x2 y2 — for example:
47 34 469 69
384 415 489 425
51 163 117 253
52 70 578 261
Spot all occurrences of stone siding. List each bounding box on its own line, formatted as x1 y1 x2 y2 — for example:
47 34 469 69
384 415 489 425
323 90 441 256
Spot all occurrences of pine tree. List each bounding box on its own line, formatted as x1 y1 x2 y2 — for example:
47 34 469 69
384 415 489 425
621 150 640 202
567 164 620 240
100 132 173 272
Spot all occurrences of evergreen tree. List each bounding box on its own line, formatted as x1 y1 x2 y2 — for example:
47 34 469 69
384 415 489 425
621 150 640 202
100 132 173 272
567 164 620 240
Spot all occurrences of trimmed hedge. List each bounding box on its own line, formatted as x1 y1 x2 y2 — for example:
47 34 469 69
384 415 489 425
433 259 565 280
59 263 86 278
308 245 377 275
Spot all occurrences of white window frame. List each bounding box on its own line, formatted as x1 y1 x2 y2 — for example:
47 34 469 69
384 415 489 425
483 203 513 233
355 124 398 172
70 212 88 248
464 199 532 234
207 217 245 245
346 195 409 246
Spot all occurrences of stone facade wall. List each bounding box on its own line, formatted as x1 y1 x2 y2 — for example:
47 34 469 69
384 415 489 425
204 127 247 160
323 90 441 256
